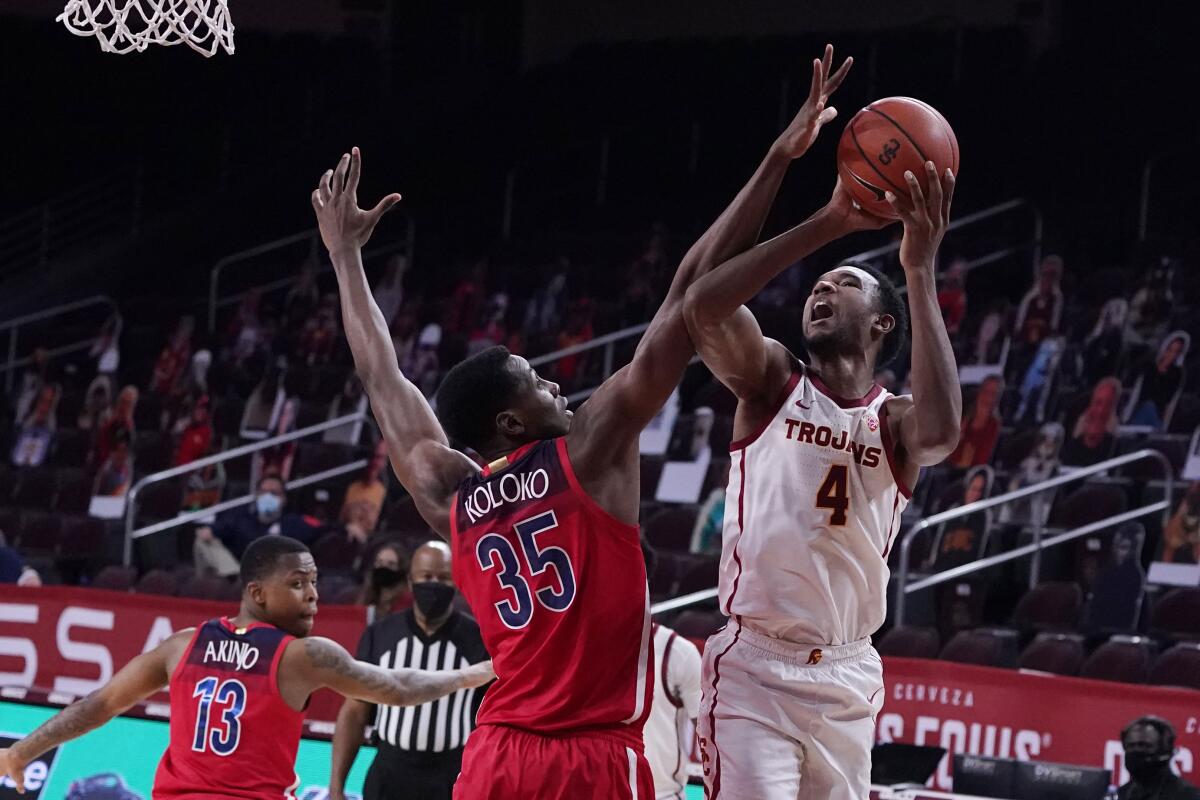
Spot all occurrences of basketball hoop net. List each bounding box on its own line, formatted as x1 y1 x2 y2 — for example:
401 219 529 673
57 0 235 56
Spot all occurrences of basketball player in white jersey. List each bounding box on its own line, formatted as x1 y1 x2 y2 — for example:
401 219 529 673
683 160 960 799
644 623 703 799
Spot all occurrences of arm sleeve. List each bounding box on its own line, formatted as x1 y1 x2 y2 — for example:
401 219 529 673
670 636 704 716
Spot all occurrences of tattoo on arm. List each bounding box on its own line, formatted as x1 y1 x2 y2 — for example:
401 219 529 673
14 694 113 763
305 637 472 707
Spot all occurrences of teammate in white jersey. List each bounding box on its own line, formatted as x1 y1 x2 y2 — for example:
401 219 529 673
644 623 703 799
682 99 962 797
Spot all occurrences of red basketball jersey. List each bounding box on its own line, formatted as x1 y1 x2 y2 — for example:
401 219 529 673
450 437 653 744
155 618 304 799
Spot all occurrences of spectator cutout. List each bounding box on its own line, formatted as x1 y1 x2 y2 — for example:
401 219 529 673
947 375 1004 469
1061 376 1122 467
1126 331 1189 430
11 383 59 467
998 422 1064 526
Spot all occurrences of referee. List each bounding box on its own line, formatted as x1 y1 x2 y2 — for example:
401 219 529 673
330 541 489 800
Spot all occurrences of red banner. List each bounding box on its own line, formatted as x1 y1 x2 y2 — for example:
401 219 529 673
0 585 368 723
877 656 1200 791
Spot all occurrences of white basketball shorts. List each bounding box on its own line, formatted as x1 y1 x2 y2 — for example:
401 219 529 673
697 623 885 800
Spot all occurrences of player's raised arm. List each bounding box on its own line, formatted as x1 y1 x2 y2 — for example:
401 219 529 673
0 630 192 794
882 163 962 466
571 47 852 460
682 175 891 403
286 636 494 708
312 148 476 536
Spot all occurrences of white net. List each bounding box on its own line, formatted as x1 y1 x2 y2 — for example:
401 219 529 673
57 0 235 56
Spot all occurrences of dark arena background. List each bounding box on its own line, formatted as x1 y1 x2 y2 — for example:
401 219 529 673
1 2 1199 799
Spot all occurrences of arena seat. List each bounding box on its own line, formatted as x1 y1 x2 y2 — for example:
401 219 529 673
133 431 172 475
671 609 725 640
939 628 1019 668
876 626 941 659
1148 642 1200 690
1018 632 1085 676
674 556 718 596
1048 484 1129 529
643 507 697 553
1012 581 1083 633
135 568 179 596
54 468 93 514
0 507 22 540
1080 635 1154 683
179 574 238 601
13 467 56 508
91 565 138 592
48 428 92 467
1149 587 1200 641
62 515 107 555
136 479 184 523
18 511 64 558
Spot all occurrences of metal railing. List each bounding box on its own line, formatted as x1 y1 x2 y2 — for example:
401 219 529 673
0 295 120 392
207 219 414 332
0 167 144 278
649 448 1175 620
893 448 1174 627
123 412 371 565
524 197 1039 397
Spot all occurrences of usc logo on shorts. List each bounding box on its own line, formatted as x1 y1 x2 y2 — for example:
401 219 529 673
698 736 711 775
806 648 823 665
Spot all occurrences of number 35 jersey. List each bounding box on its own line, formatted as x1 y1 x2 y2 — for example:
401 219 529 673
450 437 653 744
719 363 912 647
156 618 304 799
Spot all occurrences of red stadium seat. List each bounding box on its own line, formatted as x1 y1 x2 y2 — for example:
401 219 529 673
1150 588 1200 641
1080 635 1154 684
1018 632 1084 676
91 565 138 592
939 628 1019 669
136 568 179 596
1148 642 1200 690
1012 581 1082 633
876 626 941 659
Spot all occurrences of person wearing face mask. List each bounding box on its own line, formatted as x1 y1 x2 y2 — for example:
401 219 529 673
193 474 324 579
357 542 411 624
1118 717 1199 800
331 541 488 800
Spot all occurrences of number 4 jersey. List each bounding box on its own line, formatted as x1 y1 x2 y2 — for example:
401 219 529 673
450 437 653 744
720 363 911 647
155 618 304 799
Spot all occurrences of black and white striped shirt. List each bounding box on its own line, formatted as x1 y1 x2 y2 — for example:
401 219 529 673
355 609 489 752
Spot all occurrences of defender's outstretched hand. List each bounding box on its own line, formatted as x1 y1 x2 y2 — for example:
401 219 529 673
885 160 956 272
311 147 402 254
772 44 853 160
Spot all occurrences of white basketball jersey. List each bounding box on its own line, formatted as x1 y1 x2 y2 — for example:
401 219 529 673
718 363 911 646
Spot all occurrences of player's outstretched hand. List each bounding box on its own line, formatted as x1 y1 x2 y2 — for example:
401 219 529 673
772 44 853 160
0 748 27 794
311 146 402 255
886 160 955 273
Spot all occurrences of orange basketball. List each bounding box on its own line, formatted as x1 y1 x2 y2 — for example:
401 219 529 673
836 97 960 219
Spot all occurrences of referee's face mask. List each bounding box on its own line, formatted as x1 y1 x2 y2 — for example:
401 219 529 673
412 580 456 619
410 542 456 619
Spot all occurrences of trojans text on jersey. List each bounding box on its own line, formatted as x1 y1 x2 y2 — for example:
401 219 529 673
781 418 882 468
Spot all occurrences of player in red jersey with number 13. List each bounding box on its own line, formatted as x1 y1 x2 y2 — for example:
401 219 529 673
0 536 493 798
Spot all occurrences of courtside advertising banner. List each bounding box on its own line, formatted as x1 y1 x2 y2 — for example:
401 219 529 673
877 656 1200 791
